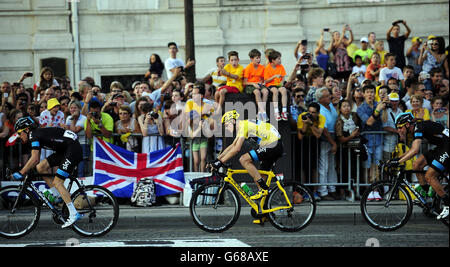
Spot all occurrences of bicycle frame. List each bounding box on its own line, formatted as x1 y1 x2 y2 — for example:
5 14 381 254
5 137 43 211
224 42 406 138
219 168 293 214
383 164 443 209
11 171 84 222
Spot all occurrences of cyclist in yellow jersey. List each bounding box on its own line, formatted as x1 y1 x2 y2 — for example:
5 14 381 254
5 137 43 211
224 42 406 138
211 110 284 201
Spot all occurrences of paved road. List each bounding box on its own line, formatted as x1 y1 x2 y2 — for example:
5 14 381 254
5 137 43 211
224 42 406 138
1 202 448 248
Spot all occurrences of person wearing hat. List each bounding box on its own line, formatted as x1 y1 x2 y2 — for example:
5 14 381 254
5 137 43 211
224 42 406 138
39 98 65 128
407 37 423 74
38 97 66 164
382 92 403 160
353 37 374 66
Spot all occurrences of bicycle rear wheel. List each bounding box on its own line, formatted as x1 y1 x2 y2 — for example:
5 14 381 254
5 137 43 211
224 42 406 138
0 186 41 239
63 185 119 237
360 180 413 231
266 181 316 232
189 182 240 233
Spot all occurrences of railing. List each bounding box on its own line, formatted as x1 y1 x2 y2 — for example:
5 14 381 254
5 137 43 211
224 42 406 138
0 130 433 200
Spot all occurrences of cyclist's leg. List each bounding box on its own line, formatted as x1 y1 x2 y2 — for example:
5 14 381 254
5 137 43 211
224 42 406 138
424 167 446 199
36 158 54 188
412 155 428 187
239 153 263 188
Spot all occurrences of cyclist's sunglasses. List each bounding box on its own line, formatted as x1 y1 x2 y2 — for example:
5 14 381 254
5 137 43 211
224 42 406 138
396 123 407 129
16 128 28 134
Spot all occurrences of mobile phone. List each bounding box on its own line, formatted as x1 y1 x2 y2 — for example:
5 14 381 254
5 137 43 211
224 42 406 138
25 72 33 77
323 28 329 32
3 92 8 98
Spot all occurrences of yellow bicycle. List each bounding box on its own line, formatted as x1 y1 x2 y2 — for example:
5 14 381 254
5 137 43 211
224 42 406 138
189 163 316 233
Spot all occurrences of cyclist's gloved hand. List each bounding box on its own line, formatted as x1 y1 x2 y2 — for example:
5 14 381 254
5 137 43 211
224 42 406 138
211 160 224 170
12 172 24 180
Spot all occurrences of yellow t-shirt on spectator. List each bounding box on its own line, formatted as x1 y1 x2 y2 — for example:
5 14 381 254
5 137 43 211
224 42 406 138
224 63 244 92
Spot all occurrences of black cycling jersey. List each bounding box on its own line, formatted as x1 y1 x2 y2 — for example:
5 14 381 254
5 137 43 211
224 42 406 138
29 127 82 179
413 120 449 146
29 127 79 151
413 121 449 173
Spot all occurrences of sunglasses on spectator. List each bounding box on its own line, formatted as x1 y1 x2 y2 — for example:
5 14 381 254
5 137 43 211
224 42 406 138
119 112 129 115
431 43 439 46
295 94 305 98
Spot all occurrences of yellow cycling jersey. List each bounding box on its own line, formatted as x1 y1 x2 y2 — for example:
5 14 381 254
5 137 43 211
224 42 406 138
237 120 281 146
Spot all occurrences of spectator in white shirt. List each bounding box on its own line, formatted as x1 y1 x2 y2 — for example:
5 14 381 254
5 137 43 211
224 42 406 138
164 42 195 80
379 53 405 88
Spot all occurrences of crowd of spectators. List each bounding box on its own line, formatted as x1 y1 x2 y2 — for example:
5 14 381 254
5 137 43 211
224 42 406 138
1 21 449 202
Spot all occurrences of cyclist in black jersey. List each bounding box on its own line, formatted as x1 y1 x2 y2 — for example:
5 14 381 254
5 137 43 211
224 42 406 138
11 116 84 228
391 112 449 219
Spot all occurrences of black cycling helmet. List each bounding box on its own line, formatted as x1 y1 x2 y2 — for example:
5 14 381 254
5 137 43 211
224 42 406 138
395 112 415 128
14 116 36 133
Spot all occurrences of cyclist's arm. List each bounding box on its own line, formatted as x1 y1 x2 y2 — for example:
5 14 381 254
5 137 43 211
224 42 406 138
218 136 245 163
19 149 40 175
399 139 421 164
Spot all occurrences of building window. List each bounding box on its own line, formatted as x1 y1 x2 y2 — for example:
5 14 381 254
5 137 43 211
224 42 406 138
41 57 67 79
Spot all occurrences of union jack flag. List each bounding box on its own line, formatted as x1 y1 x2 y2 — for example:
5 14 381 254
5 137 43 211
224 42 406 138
93 137 185 198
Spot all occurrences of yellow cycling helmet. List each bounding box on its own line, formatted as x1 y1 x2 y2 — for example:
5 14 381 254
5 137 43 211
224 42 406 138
221 110 240 124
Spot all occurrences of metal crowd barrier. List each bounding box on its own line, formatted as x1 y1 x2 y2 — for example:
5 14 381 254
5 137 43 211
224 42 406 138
0 130 433 201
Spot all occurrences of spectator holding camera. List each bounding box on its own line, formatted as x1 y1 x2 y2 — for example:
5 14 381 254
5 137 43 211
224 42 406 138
102 93 126 122
328 25 354 81
430 96 448 127
419 37 446 74
85 100 114 145
138 102 165 154
314 29 331 73
297 102 325 200
386 20 411 70
406 37 423 75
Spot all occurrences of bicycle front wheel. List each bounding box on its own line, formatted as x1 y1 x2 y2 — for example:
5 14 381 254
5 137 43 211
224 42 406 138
360 180 413 231
64 185 119 237
0 186 41 239
266 181 316 232
190 182 241 233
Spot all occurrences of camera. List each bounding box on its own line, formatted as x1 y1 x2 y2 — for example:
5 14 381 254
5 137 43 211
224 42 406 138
149 111 159 119
303 54 311 59
89 111 100 119
323 28 329 32
302 113 313 121
25 72 33 77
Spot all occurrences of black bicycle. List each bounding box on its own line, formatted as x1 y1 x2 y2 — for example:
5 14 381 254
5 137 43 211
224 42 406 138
360 161 449 231
0 168 119 239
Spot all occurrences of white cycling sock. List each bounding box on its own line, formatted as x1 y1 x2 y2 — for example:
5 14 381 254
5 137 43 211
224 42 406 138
282 107 287 113
66 202 77 217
